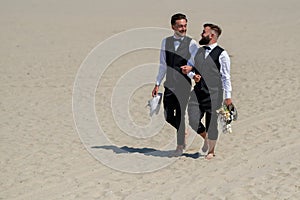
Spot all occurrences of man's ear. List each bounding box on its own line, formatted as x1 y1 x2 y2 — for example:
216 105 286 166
171 25 175 30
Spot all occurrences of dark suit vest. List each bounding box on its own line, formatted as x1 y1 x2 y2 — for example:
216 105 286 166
194 45 224 103
164 36 192 92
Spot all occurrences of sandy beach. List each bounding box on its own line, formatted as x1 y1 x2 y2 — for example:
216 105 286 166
1 0 300 199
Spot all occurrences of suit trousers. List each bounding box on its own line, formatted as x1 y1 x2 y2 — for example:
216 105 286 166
188 89 222 140
163 87 190 145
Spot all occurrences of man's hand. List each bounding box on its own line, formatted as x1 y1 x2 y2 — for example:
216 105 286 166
224 98 232 106
152 85 159 97
193 74 201 83
181 65 193 74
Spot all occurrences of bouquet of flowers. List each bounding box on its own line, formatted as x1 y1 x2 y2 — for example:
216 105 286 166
216 103 238 134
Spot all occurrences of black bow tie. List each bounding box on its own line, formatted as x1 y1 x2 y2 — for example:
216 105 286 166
203 46 211 50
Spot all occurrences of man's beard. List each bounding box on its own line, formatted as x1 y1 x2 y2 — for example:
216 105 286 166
176 30 186 37
199 35 210 45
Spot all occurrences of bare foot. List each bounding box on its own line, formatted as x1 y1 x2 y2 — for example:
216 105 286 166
205 153 215 160
205 140 217 160
170 145 184 157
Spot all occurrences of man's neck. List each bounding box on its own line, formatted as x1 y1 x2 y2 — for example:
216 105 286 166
174 33 184 38
208 41 217 46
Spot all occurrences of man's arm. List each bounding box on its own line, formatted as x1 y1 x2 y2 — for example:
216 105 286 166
219 50 232 105
152 39 166 97
181 65 200 83
189 39 199 57
182 42 201 82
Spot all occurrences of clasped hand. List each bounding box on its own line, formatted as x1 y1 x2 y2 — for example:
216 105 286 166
181 65 201 83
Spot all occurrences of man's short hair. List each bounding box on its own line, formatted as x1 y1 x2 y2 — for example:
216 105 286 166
171 13 187 25
204 23 222 37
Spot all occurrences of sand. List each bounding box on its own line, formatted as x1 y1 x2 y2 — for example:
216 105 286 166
1 0 300 199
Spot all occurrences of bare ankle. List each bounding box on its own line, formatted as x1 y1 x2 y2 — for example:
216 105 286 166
176 145 184 150
199 132 207 139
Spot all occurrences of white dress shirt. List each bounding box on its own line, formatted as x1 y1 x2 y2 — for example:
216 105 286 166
155 35 199 86
187 43 232 99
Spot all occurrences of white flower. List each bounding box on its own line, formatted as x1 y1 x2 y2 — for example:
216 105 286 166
217 104 236 134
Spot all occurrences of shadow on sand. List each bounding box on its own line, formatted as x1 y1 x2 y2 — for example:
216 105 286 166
91 145 204 159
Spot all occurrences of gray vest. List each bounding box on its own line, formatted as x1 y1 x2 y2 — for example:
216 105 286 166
164 36 192 93
194 46 224 106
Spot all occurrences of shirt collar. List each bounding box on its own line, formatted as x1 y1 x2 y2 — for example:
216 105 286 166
207 43 218 50
173 35 184 41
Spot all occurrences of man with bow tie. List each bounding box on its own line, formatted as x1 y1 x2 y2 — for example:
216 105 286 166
181 23 233 159
152 13 198 156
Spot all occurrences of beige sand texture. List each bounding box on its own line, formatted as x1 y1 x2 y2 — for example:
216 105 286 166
1 0 300 199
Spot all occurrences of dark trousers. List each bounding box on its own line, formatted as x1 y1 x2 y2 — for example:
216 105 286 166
188 90 222 140
163 87 190 145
